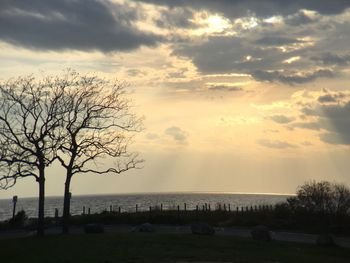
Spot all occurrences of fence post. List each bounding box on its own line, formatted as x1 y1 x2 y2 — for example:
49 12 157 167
208 204 211 211
228 204 231 212
161 204 163 211
110 205 113 213
88 208 91 215
83 206 86 215
12 196 18 220
184 203 187 211
118 207 121 213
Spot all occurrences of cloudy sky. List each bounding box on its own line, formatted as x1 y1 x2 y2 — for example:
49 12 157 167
1 0 350 198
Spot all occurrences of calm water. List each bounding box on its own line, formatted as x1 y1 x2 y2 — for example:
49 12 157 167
0 193 289 221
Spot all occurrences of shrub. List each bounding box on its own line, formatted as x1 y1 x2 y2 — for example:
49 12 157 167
274 202 292 218
9 210 28 227
288 181 350 216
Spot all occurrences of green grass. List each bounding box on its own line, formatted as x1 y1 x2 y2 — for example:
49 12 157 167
1 233 350 263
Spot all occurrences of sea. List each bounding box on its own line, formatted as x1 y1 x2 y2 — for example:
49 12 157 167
0 192 290 221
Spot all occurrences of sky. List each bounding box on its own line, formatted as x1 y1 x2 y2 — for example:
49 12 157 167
1 0 350 198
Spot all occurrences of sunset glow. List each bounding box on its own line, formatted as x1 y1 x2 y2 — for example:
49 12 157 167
1 0 350 199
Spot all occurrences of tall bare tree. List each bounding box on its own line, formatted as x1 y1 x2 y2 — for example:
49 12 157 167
0 76 64 236
54 73 143 233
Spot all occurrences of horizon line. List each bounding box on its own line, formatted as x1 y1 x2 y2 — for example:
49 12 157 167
0 190 294 200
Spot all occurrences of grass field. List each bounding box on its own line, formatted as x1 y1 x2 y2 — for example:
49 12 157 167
1 233 350 263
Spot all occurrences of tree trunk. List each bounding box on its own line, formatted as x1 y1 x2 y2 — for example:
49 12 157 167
62 175 72 234
37 175 45 237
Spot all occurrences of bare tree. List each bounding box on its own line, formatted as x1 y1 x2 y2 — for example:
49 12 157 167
0 76 64 236
54 72 143 233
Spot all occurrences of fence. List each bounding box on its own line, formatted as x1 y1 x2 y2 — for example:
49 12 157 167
76 203 275 216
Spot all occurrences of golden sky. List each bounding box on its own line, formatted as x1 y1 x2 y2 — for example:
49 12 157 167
1 0 350 198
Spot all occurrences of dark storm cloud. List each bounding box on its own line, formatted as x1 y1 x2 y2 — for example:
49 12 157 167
126 69 148 77
290 122 321 130
285 10 318 26
136 0 350 18
257 139 297 149
174 36 292 74
251 69 334 85
316 101 350 145
319 132 350 145
286 92 350 145
175 37 247 73
269 115 295 124
208 85 242 92
317 92 346 103
165 126 188 144
255 36 303 46
142 0 350 86
175 34 335 84
312 53 350 66
318 94 337 103
155 7 196 29
0 0 160 52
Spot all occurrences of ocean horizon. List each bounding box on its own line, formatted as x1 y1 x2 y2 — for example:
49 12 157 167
0 192 291 221
0 190 294 200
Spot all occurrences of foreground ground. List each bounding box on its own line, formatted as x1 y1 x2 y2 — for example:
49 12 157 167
1 233 350 263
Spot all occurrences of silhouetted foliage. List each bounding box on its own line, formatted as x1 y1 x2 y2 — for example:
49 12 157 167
52 71 143 234
274 202 292 218
0 76 65 236
9 210 28 227
287 180 350 216
0 71 143 236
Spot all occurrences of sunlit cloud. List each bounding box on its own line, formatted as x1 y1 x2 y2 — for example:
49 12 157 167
192 13 233 36
2 0 350 197
283 56 301 64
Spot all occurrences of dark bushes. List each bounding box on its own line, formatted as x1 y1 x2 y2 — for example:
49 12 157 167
9 210 28 227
